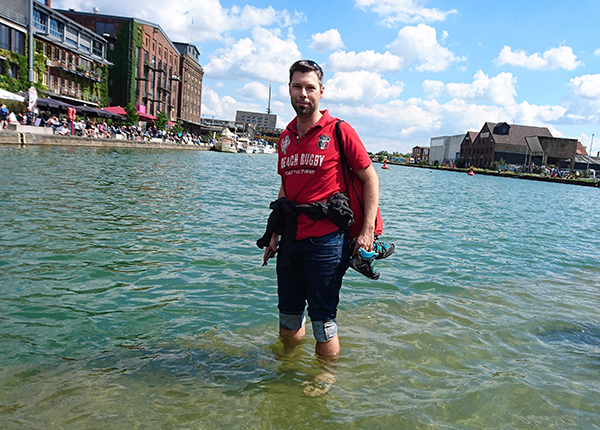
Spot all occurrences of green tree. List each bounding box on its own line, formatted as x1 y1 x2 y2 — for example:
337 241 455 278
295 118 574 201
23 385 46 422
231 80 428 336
155 110 168 131
124 102 139 126
170 122 183 135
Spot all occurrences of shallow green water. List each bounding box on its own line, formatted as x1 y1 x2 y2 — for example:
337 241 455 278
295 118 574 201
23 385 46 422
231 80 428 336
0 145 599 429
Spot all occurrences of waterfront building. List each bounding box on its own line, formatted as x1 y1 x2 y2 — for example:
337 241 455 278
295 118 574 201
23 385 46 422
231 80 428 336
0 1 27 81
460 122 553 168
0 0 110 106
201 117 233 129
412 146 430 162
59 9 181 121
235 110 277 130
429 134 464 164
173 42 203 134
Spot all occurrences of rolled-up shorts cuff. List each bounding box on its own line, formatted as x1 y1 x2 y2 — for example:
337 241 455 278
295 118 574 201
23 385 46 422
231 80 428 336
312 319 337 343
279 312 306 331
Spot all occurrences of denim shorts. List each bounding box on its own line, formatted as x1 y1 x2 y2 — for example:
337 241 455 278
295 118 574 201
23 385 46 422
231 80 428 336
277 229 349 341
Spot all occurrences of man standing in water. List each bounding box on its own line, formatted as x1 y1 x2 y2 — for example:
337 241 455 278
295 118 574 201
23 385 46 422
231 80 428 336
263 60 381 358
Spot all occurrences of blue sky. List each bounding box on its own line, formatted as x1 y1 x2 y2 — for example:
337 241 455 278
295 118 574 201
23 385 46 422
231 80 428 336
55 0 600 154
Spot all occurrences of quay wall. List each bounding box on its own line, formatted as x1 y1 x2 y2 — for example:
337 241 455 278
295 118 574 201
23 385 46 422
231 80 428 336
0 130 210 151
380 162 600 188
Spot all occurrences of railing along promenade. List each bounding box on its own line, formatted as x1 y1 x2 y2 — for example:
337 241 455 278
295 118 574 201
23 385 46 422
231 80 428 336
0 128 210 151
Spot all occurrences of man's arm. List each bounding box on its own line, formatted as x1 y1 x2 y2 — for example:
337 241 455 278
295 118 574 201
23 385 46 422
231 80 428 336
353 164 379 253
264 182 285 261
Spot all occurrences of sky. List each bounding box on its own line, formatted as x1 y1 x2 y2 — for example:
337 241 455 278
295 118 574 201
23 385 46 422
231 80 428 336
54 0 600 154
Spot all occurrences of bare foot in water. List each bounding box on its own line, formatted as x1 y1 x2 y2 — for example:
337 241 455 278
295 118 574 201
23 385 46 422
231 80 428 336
302 371 336 397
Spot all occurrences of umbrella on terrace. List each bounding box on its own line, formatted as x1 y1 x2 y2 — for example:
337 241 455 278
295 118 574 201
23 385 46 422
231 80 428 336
0 89 25 102
102 106 155 122
138 112 157 122
36 98 72 111
101 110 125 121
75 105 102 117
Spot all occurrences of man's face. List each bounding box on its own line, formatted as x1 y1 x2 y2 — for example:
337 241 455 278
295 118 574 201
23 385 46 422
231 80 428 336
289 71 324 118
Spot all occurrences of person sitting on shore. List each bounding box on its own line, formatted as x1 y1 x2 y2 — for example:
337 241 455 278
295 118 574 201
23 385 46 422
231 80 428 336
57 122 70 136
85 119 98 138
98 121 110 139
73 119 85 137
47 116 60 132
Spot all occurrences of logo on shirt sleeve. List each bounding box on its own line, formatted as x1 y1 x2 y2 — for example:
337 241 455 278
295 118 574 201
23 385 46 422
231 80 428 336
317 135 331 150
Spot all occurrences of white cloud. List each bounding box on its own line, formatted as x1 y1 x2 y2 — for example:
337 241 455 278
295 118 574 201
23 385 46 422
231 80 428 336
423 70 517 106
595 48 600 57
387 24 463 72
332 96 569 153
568 74 600 99
326 50 406 72
352 0 457 26
561 74 600 123
201 87 267 122
494 45 581 71
236 82 270 100
309 29 344 53
204 28 301 82
323 71 404 104
55 0 302 43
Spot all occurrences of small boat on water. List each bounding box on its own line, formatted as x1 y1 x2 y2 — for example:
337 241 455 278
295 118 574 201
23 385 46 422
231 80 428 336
213 127 239 153
214 136 238 153
257 143 275 154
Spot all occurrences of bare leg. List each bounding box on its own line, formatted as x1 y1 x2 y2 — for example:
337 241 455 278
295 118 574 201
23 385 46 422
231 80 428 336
304 337 339 397
315 333 340 359
280 325 305 340
279 325 305 356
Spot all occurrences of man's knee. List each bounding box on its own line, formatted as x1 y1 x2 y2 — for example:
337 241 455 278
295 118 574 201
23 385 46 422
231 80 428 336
312 319 337 343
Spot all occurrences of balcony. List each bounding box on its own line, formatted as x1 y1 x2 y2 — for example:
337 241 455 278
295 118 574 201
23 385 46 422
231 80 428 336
46 86 101 103
47 59 103 82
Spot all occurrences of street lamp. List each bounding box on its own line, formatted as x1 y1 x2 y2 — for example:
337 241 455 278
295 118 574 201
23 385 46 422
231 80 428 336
586 134 594 172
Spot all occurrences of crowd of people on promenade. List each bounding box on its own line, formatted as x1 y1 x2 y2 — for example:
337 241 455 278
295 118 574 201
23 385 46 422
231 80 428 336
0 103 209 145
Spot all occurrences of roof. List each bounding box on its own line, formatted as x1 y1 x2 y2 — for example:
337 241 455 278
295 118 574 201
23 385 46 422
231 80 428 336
576 141 588 155
484 122 553 146
56 9 180 54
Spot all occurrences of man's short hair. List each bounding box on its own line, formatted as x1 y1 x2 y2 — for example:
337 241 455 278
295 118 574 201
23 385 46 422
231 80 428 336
289 60 323 87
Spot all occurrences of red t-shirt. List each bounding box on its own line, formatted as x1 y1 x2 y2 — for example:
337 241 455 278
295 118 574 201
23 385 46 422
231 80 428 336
278 110 382 240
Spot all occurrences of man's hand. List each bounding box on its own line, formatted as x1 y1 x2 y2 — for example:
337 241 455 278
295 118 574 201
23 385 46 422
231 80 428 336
263 233 279 265
352 228 374 255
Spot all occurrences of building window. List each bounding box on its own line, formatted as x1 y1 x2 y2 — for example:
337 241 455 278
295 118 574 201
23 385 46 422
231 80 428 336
65 27 78 47
49 18 64 39
0 24 10 51
33 10 47 32
80 34 91 52
13 31 25 55
95 22 115 38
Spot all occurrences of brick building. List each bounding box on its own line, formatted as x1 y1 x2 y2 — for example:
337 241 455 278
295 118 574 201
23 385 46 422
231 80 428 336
60 10 181 121
460 122 553 168
0 0 110 105
412 146 430 162
173 42 203 134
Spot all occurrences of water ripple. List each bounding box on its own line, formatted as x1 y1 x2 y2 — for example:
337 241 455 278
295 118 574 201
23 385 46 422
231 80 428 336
1 147 600 429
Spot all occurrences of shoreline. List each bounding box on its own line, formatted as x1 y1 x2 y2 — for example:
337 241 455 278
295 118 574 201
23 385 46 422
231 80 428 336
0 130 210 151
380 162 600 188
